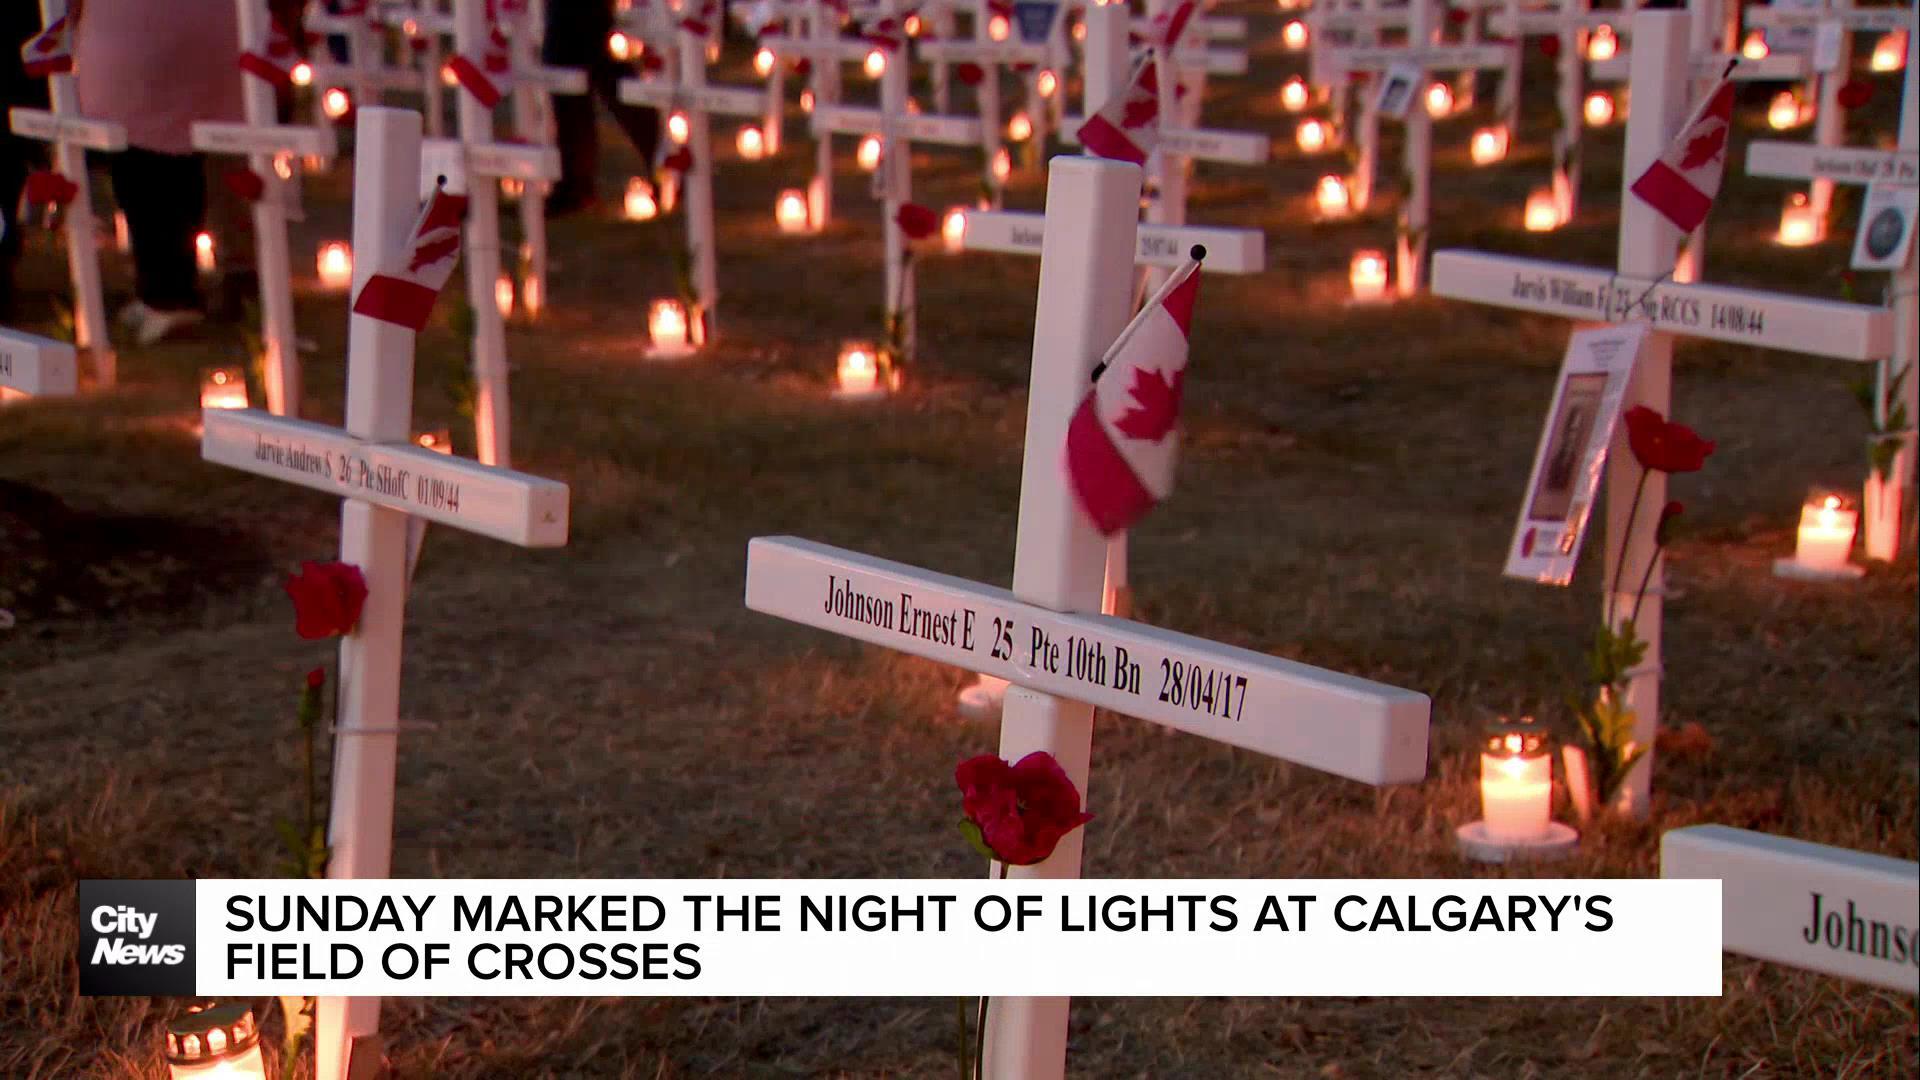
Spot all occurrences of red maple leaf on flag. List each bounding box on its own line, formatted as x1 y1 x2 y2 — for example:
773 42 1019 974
1678 122 1727 171
1112 367 1184 442
1122 96 1157 129
408 234 461 272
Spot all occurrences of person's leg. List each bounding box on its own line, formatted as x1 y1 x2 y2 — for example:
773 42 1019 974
0 135 31 319
544 0 614 212
111 147 208 344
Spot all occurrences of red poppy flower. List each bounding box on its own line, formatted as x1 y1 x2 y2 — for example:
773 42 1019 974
662 147 694 173
955 751 1094 867
1538 34 1562 58
641 51 666 73
1837 79 1873 110
956 61 984 86
793 57 813 77
1623 406 1715 474
283 560 368 639
23 169 78 207
895 202 939 239
1446 7 1470 24
223 168 266 202
306 666 326 690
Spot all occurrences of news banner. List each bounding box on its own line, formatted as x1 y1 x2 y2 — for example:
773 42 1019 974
78 879 1722 997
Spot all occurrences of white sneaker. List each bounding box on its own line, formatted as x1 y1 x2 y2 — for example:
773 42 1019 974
115 299 151 328
134 306 204 346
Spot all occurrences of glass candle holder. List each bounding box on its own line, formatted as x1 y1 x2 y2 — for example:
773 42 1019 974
1280 76 1310 113
1470 125 1509 165
1524 188 1562 232
1481 727 1552 843
624 176 658 221
776 188 812 234
200 367 250 411
1776 194 1820 247
646 298 697 360
317 241 353 291
1314 174 1351 218
941 206 968 253
1349 249 1388 302
166 1002 267 1080
1792 490 1858 571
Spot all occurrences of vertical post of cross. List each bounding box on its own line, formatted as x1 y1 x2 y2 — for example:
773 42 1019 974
312 105 424 1080
1605 8 1692 820
454 0 513 467
1552 1 1587 221
679 30 721 342
1396 0 1433 296
980 154 1142 1080
1866 29 1919 560
509 0 551 321
234 0 301 416
880 43 914 360
1807 8 1849 229
35 0 111 386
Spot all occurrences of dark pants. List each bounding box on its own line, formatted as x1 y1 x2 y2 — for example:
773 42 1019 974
110 148 208 312
544 0 660 206
0 137 33 317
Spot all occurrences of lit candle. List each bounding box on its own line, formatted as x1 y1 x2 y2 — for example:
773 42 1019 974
1583 90 1615 127
800 88 816 113
1349 249 1388 302
834 341 884 398
200 367 249 411
1585 24 1617 61
1279 76 1310 112
905 13 924 36
857 134 884 172
775 188 811 233
941 205 968 253
1073 18 1086 41
1424 81 1454 118
195 231 217 272
658 169 679 212
988 13 1011 41
608 30 633 60
1767 90 1804 131
753 47 776 77
317 241 353 291
1037 70 1058 98
166 1002 268 1080
1871 29 1908 72
499 176 524 201
415 429 455 455
1481 729 1552 843
1314 174 1351 218
1792 492 1858 571
291 60 313 87
1470 125 1509 165
864 47 888 80
113 210 130 253
441 61 460 87
322 87 352 121
1741 30 1769 60
647 298 696 359
1007 110 1033 142
667 111 690 145
624 176 658 221
494 273 515 319
1524 188 1562 232
1777 194 1820 246
272 154 294 180
990 146 1012 183
1295 118 1332 153
1281 19 1308 51
736 125 766 160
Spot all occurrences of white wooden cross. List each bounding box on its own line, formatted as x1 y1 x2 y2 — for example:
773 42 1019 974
7 0 126 387
1663 825 1919 995
754 0 872 232
191 0 343 419
1432 8 1896 819
1485 0 1619 226
199 106 570 1080
617 7 784 346
1319 0 1518 295
0 327 78 401
745 154 1431 1080
1746 28 1917 561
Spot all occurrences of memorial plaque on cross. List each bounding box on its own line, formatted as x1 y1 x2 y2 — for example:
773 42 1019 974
1431 8 1896 818
199 106 570 1080
746 154 1430 1080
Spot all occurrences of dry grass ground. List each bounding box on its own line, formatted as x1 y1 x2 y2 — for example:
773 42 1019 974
3 7 1917 1077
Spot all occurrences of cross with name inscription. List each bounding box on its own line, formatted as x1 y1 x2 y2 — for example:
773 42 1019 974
1485 0 1618 226
0 327 78 402
1432 8 1897 820
746 153 1430 1080
7 0 126 387
200 106 571 1080
1662 825 1919 995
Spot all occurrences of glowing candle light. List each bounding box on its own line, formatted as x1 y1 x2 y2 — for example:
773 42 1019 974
608 30 633 60
775 188 811 233
1583 90 1615 127
1281 19 1309 51
905 13 923 36
646 298 696 359
441 62 460 87
667 110 690 144
1314 174 1351 218
624 176 658 221
166 1002 267 1080
1767 90 1804 130
316 241 353 291
1349 249 1388 302
1295 117 1332 153
658 169 679 212
1524 188 1562 231
493 273 515 319
1424 81 1455 118
864 47 888 79
272 154 294 180
290 61 313 87
113 210 129 253
736 125 766 160
1470 125 1509 165
321 87 352 120
200 367 249 410
1776 193 1820 246
1007 110 1033 141
1585 24 1617 61
941 205 968 253
834 341 887 398
988 13 1011 40
1480 728 1552 843
1279 75 1310 112
1037 70 1058 98
1073 18 1086 41
754 47 776 77
499 176 524 201
521 273 543 319
1741 30 1769 60
991 146 1012 183
415 429 455 455
1871 29 1908 71
857 134 884 171
800 88 816 113
195 231 217 272
1786 491 1860 574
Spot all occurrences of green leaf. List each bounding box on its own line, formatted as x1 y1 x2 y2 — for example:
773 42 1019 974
279 994 314 1076
957 819 996 862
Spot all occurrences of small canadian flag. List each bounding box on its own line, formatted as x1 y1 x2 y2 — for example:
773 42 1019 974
238 14 308 88
21 13 75 78
448 1 513 107
1627 73 1736 233
351 187 470 332
1076 56 1168 165
1064 253 1204 535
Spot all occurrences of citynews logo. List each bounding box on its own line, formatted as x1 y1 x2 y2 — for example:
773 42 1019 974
78 880 197 996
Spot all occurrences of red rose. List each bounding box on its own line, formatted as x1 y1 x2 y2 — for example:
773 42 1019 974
955 751 1093 867
956 61 984 86
895 202 939 239
662 147 694 173
1837 79 1873 110
1446 6 1470 24
305 667 325 690
1623 405 1715 474
1538 34 1562 58
283 560 369 639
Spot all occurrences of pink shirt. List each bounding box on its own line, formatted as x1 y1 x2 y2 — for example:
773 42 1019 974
76 0 244 155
